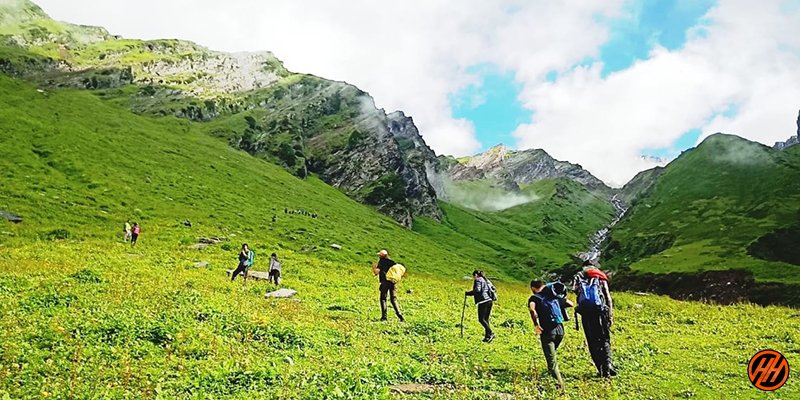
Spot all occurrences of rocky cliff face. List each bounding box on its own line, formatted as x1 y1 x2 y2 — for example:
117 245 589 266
0 0 441 225
445 144 612 195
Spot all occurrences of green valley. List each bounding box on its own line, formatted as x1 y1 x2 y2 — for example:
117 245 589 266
2 0 800 398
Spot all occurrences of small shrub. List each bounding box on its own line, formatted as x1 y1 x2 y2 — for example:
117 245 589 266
22 291 77 310
71 268 103 284
43 228 71 240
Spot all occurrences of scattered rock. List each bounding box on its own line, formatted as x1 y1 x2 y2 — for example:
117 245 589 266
0 211 23 224
633 304 644 309
189 243 209 250
183 220 192 227
193 261 208 268
198 236 226 245
330 244 342 250
284 356 294 366
226 269 270 281
406 289 413 294
265 288 298 298
390 384 436 394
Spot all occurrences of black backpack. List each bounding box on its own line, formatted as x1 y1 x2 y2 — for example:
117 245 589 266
486 279 498 301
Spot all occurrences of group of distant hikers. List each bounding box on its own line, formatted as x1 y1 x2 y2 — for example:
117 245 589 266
375 249 616 389
119 219 613 387
230 243 283 286
122 221 141 246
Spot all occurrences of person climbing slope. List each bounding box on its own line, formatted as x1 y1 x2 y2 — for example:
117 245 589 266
123 221 132 242
268 253 282 285
130 223 141 247
465 270 496 343
529 280 573 389
231 243 254 281
373 249 404 322
574 260 617 378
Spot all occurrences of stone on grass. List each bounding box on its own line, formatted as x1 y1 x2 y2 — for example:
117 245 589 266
390 384 435 394
0 211 22 223
330 244 342 250
225 269 270 281
265 288 297 298
193 261 208 268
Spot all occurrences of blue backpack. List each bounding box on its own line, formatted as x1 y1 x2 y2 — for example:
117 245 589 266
534 293 564 325
576 276 603 311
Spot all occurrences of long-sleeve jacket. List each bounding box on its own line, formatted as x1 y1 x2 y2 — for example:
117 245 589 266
465 277 493 304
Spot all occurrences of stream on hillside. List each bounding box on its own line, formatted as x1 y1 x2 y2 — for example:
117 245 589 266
579 194 628 262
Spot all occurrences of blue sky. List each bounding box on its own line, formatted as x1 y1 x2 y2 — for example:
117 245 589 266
451 0 718 156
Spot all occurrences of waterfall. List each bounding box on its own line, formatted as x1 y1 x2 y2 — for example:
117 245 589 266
580 194 627 262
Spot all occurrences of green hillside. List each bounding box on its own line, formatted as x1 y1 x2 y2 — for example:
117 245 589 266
0 74 502 280
605 134 800 284
415 180 614 277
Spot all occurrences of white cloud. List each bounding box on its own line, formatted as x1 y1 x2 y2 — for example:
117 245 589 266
513 0 800 185
31 0 800 186
33 0 621 158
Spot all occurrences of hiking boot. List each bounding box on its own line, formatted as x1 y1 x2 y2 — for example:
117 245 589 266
398 315 405 323
485 333 495 343
379 316 388 322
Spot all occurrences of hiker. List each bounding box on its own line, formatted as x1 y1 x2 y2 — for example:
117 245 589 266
574 261 617 378
529 280 572 389
130 223 141 246
123 221 132 242
268 253 282 285
373 249 404 322
465 270 496 343
231 243 254 281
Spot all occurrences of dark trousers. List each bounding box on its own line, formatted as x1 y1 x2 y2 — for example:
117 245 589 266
540 331 564 384
379 281 403 320
231 263 249 281
269 269 281 285
477 301 493 338
581 309 613 376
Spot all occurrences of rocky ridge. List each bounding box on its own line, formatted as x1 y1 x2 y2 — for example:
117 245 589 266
442 144 612 197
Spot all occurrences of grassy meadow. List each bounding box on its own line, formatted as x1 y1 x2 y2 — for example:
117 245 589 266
1 239 798 399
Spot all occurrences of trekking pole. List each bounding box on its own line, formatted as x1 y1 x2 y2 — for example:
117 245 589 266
574 309 579 331
460 294 467 338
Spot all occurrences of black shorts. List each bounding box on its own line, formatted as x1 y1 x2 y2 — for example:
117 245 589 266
131 233 139 242
269 269 281 278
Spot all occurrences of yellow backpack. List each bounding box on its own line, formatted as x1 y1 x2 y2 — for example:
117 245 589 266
386 264 406 283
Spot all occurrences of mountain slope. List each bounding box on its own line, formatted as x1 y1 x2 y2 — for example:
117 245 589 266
0 0 440 224
414 180 615 277
0 74 482 279
604 134 800 284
